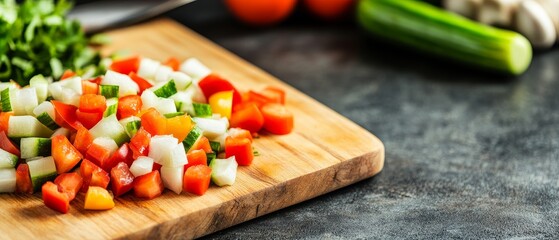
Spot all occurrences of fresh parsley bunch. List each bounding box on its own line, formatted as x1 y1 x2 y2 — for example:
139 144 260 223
0 0 100 85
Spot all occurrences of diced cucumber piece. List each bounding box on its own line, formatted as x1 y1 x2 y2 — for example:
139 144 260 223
89 114 129 146
0 169 16 193
0 81 17 92
180 58 211 81
209 141 221 153
20 137 51 159
130 156 154 177
209 133 228 152
154 65 173 83
160 166 183 194
171 91 194 115
27 156 57 192
8 116 54 138
36 112 59 130
138 58 161 80
29 75 50 103
169 72 192 91
104 98 118 117
206 152 216 165
119 116 141 138
163 112 185 118
192 103 212 118
148 135 179 165
99 85 119 98
92 137 119 156
51 128 71 138
193 117 228 139
102 70 139 96
0 148 18 169
210 156 238 187
152 80 177 98
182 127 203 152
1 88 12 112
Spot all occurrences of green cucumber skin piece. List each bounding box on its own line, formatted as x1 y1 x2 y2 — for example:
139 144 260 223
1 88 12 111
31 172 57 193
20 137 52 159
206 152 216 165
356 0 532 75
153 80 178 98
125 120 141 137
36 112 60 130
164 112 186 118
209 141 221 153
8 116 54 138
99 85 120 98
192 103 212 118
183 127 203 152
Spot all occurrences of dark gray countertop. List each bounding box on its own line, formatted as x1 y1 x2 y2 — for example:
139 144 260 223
166 1 559 239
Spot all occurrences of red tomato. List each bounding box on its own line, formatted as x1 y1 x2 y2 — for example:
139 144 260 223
79 94 106 113
261 103 294 135
0 131 20 157
52 135 83 174
76 109 103 129
230 102 264 133
51 100 81 130
133 170 164 199
42 181 70 214
304 0 355 20
198 74 243 107
73 125 94 156
183 165 212 196
129 72 152 94
110 56 140 75
110 162 135 197
184 149 207 171
225 136 254 166
117 95 142 119
15 163 33 194
103 143 133 172
54 173 83 201
130 128 151 159
225 0 297 26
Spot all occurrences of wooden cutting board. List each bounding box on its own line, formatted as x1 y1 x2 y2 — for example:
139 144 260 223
0 19 384 239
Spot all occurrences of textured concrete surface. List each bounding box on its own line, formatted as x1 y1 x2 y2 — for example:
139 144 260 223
166 1 559 239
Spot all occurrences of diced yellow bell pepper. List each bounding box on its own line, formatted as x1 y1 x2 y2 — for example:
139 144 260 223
84 186 115 210
209 91 233 119
165 114 194 142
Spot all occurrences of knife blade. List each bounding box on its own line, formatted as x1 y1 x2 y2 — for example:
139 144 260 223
68 0 195 34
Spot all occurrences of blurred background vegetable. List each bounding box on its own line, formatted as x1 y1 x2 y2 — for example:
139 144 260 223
0 0 100 85
303 0 355 20
224 0 298 26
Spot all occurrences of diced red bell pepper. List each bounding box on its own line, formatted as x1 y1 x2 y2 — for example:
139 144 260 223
73 125 94 156
184 149 207 171
129 128 151 159
79 94 107 113
76 109 103 129
183 165 212 196
129 72 152 94
86 143 112 169
54 173 83 201
52 135 83 174
163 57 180 71
0 131 20 158
110 56 140 75
152 163 162 172
133 170 164 200
140 108 167 136
225 136 254 166
80 159 110 192
103 143 133 172
42 181 70 214
198 74 243 106
60 70 76 80
188 136 212 154
15 163 33 194
51 100 81 130
110 162 135 197
0 112 13 133
230 102 264 133
82 80 99 95
117 95 142 120
228 128 253 143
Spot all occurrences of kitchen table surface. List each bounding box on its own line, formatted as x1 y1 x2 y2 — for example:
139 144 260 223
165 0 559 239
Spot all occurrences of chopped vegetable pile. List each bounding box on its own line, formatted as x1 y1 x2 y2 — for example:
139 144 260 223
0 0 100 85
0 55 294 213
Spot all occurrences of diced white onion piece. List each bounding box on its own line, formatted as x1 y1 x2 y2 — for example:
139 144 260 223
160 142 188 167
92 137 119 156
0 168 16 193
129 156 154 177
193 117 228 139
161 166 184 194
148 135 179 164
102 70 140 96
33 101 56 120
179 58 211 82
51 128 71 138
138 58 161 80
154 65 173 83
169 71 192 90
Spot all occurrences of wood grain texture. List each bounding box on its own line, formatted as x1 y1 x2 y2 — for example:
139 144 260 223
0 19 384 239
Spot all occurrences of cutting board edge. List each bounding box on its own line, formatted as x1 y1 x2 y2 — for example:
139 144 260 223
119 147 384 239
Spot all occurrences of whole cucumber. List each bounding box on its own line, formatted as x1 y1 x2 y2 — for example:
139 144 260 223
356 0 532 75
